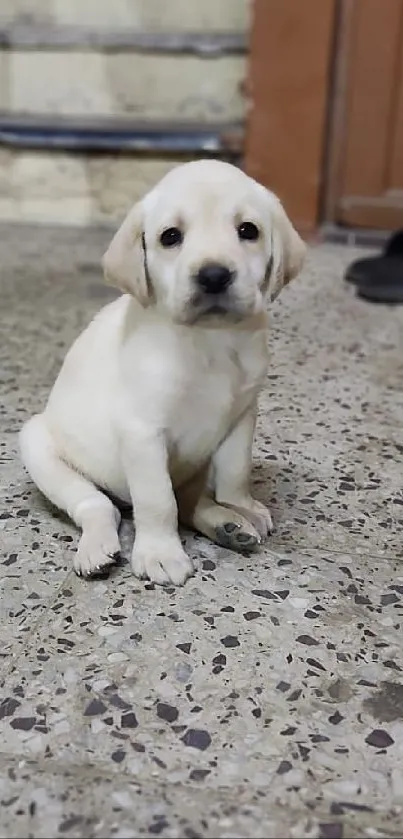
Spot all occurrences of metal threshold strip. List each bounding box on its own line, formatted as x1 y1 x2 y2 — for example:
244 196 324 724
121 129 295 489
0 115 244 155
0 26 247 55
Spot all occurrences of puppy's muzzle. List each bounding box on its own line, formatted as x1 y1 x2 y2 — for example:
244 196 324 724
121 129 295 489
195 263 234 296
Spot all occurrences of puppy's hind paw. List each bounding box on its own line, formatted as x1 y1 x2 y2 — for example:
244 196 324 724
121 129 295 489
215 521 260 553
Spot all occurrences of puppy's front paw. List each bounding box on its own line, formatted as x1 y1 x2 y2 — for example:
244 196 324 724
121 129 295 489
74 528 121 578
131 541 193 586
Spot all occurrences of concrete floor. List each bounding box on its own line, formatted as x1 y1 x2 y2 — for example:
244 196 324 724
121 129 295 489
1 224 403 839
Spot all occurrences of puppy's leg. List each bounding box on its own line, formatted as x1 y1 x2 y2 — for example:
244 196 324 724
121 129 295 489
20 414 121 578
121 429 193 586
213 406 273 544
177 471 261 552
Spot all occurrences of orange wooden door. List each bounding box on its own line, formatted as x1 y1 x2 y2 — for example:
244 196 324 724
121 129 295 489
244 0 336 236
246 0 403 233
327 0 403 229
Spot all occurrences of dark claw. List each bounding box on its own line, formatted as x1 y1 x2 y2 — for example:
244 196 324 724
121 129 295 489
109 551 127 566
76 552 123 580
86 554 121 580
85 567 111 580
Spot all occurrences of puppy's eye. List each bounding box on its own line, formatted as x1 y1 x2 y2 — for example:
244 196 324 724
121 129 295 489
237 221 260 242
159 227 183 248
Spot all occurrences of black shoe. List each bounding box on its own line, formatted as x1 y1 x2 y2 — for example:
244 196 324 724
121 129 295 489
344 230 403 303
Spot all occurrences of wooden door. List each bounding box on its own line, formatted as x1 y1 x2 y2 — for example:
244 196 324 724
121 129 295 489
246 0 403 234
244 0 336 236
327 0 403 230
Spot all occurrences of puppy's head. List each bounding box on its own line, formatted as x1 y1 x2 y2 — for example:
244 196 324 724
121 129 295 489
102 160 305 324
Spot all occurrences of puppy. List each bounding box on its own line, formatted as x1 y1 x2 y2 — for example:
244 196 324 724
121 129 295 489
20 160 305 585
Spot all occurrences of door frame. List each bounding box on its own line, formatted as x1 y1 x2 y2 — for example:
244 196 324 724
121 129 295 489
325 0 403 230
244 0 337 237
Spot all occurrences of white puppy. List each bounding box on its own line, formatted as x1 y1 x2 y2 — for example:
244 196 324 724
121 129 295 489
20 160 305 585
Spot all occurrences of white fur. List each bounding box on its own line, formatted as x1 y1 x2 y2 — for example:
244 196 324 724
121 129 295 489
20 160 305 584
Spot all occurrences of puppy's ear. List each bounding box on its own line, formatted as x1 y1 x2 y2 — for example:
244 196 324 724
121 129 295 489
102 201 151 306
266 192 306 301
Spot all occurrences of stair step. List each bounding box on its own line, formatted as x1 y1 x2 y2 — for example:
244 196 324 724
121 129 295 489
0 0 250 33
0 49 246 120
0 114 244 154
0 26 247 55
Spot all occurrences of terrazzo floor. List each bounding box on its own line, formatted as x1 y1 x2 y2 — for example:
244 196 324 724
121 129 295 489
1 224 403 839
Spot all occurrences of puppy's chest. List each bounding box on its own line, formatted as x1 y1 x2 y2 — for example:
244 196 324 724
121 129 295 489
169 342 266 468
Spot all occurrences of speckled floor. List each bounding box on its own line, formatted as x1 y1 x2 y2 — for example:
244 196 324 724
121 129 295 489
1 225 403 839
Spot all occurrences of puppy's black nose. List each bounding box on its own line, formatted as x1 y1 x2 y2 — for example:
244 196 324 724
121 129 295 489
196 263 233 295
